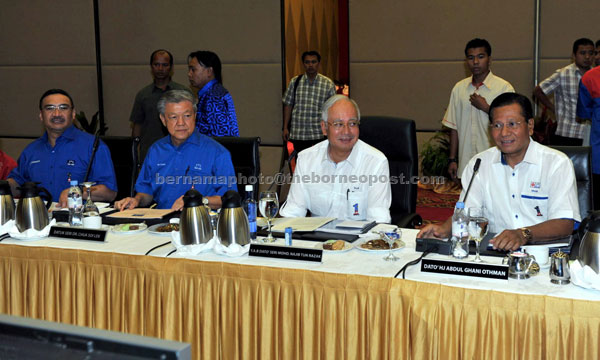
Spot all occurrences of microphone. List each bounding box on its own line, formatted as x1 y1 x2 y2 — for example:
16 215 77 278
83 132 101 183
266 149 297 191
461 158 481 204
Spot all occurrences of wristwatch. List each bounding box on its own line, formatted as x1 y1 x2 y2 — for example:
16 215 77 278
448 158 457 164
520 227 533 243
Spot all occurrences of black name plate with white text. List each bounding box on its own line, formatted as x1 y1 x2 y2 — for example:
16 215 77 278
50 226 107 242
421 258 508 280
249 244 322 263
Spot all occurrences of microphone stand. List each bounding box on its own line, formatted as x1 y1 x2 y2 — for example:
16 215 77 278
83 132 101 183
461 158 481 204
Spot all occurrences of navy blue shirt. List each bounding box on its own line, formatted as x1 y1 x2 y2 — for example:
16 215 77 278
196 79 239 136
135 132 237 208
9 125 118 202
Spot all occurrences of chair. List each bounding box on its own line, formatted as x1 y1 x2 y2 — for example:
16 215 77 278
213 136 261 201
550 146 594 257
550 146 593 218
359 116 422 228
101 136 137 200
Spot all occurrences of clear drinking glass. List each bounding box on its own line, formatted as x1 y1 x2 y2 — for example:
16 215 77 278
468 207 489 263
259 191 279 242
82 182 99 216
381 228 402 261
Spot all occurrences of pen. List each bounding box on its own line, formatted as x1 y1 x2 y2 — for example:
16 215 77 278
346 188 349 200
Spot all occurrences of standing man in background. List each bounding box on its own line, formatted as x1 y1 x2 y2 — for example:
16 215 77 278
443 38 514 180
187 50 239 137
595 40 600 67
282 50 336 154
130 49 190 162
533 38 595 146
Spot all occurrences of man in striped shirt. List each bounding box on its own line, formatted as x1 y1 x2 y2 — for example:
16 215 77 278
533 38 595 146
282 51 336 154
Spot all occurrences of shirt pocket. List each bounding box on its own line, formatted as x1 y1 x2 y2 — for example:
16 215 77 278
520 193 549 220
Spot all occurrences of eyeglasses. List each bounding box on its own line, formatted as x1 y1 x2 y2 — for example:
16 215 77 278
43 104 71 112
327 120 360 130
489 121 524 130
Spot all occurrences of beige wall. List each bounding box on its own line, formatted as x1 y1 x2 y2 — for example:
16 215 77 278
349 0 600 130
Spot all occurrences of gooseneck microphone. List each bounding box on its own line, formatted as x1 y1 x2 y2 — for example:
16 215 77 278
461 158 481 204
83 132 101 183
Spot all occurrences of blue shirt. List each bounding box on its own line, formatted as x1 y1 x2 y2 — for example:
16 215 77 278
196 79 239 136
577 67 600 174
135 132 237 208
9 125 118 202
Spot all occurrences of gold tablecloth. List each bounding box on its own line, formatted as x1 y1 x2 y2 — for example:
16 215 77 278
1 244 599 359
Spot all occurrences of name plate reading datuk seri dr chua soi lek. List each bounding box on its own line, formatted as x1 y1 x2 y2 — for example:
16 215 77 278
249 244 323 263
421 258 508 280
50 226 107 242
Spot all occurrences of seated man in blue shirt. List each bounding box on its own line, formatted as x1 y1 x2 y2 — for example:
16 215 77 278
115 90 236 210
8 89 117 207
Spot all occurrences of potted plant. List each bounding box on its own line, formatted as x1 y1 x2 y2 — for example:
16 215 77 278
419 127 450 189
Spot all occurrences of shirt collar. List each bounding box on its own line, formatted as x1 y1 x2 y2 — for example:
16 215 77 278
471 70 494 89
198 79 218 97
322 140 359 168
42 125 78 144
168 131 203 150
152 80 176 93
495 137 538 166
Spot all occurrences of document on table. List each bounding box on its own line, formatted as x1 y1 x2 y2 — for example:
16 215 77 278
106 208 174 219
316 219 377 235
271 217 335 232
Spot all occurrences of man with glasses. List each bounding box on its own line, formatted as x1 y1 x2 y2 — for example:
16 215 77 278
115 90 235 211
533 38 595 146
280 95 391 223
418 93 580 251
443 38 514 180
8 89 117 207
282 50 336 154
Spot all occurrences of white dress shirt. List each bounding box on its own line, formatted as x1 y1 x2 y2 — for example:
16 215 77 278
280 139 392 223
459 139 581 234
442 71 515 176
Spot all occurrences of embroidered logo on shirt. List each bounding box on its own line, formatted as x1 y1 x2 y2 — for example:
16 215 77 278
156 163 166 167
30 160 41 164
530 181 540 189
534 206 543 217
194 163 202 170
66 160 75 166
352 203 359 216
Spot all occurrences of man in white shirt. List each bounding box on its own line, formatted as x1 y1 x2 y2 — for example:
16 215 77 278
419 93 580 251
280 95 392 223
443 38 514 179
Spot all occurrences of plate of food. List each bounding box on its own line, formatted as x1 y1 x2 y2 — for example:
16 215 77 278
315 239 353 252
356 238 405 252
111 223 148 234
148 223 180 236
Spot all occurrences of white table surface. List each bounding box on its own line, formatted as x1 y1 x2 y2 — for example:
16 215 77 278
2 223 600 302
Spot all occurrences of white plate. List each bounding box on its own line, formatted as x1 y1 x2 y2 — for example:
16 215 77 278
148 223 178 236
110 223 148 234
355 239 405 252
315 240 353 253
9 234 48 241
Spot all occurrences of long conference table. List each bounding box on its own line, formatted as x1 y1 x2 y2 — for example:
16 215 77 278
1 224 600 360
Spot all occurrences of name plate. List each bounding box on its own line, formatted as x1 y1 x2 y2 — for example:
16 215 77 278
421 258 508 280
249 244 322 263
50 226 107 242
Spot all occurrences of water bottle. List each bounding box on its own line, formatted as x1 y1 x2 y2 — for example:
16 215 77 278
243 185 257 240
68 180 83 227
451 201 469 259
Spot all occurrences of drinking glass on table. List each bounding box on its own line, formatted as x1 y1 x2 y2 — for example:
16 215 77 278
468 207 488 263
259 190 279 242
381 228 402 262
82 182 99 216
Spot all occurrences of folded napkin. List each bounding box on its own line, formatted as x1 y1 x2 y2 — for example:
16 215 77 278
214 241 250 257
9 219 57 240
0 219 15 235
571 261 600 290
170 231 218 256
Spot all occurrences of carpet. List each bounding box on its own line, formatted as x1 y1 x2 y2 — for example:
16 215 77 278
416 187 459 225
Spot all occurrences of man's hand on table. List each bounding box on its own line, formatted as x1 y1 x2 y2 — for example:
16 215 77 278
489 229 526 251
114 197 139 211
417 224 450 239
58 188 70 208
171 195 184 211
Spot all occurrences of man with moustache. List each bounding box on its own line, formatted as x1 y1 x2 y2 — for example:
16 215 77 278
533 38 595 146
115 90 236 211
280 95 391 223
419 93 580 251
443 38 514 180
130 49 190 161
8 89 117 207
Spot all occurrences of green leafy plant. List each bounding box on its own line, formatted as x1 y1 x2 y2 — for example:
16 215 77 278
75 111 108 135
420 128 450 177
